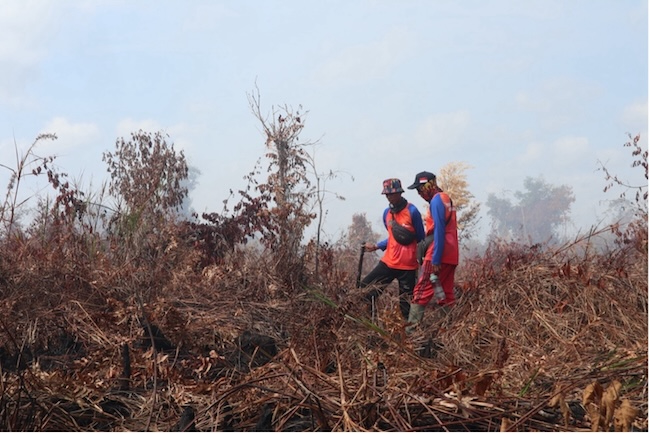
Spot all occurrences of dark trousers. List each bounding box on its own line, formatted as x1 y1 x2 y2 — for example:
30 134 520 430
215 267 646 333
360 261 416 320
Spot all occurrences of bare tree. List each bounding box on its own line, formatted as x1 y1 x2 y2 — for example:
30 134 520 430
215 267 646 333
598 132 647 250
248 87 315 286
346 212 380 248
599 133 648 212
304 147 353 279
102 130 188 260
0 133 58 236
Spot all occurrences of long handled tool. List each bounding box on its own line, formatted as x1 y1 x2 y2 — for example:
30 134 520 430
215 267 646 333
356 243 377 323
356 242 365 288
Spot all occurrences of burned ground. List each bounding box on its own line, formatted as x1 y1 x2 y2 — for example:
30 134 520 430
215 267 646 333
0 228 647 432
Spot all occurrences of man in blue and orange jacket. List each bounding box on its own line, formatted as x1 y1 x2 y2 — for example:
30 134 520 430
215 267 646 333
406 171 459 329
360 178 425 321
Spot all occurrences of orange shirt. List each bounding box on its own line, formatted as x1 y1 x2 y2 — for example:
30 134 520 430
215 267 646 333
377 202 424 270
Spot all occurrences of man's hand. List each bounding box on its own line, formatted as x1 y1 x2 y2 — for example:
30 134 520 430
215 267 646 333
364 242 378 252
431 264 441 275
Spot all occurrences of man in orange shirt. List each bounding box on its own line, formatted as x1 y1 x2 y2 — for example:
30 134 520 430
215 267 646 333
360 178 425 321
406 171 459 329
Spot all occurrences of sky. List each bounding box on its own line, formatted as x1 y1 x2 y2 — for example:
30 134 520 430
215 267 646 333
0 0 647 244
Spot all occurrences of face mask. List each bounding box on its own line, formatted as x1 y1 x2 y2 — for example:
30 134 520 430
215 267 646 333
417 180 437 201
389 197 408 213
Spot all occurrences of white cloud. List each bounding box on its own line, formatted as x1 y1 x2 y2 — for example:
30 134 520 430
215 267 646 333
0 1 62 105
0 1 55 61
551 136 590 167
515 77 602 130
627 0 649 27
620 100 648 132
115 118 192 153
39 117 100 155
517 142 544 164
515 91 547 112
181 2 237 32
413 110 470 150
515 136 589 171
115 119 163 139
0 0 124 105
312 26 417 85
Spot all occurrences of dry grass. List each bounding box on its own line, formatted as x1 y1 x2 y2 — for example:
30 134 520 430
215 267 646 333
0 225 647 431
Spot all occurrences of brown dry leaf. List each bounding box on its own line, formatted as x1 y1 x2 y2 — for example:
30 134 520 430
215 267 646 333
586 402 604 432
549 387 570 428
500 417 512 432
453 370 468 397
614 399 638 432
602 380 622 428
559 397 570 427
474 373 493 397
583 381 603 406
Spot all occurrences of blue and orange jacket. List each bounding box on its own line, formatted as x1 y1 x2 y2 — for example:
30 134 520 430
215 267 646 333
423 192 458 265
377 202 425 270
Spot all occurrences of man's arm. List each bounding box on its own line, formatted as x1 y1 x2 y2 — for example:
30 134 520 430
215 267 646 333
430 195 447 266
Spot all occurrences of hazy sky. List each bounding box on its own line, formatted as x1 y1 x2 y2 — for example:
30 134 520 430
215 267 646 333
1 0 647 243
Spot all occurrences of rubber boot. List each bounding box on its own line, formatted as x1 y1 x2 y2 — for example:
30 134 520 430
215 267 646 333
406 303 425 334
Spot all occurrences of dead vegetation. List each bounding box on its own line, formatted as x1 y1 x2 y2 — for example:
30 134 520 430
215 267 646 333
0 131 647 431
0 217 646 432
